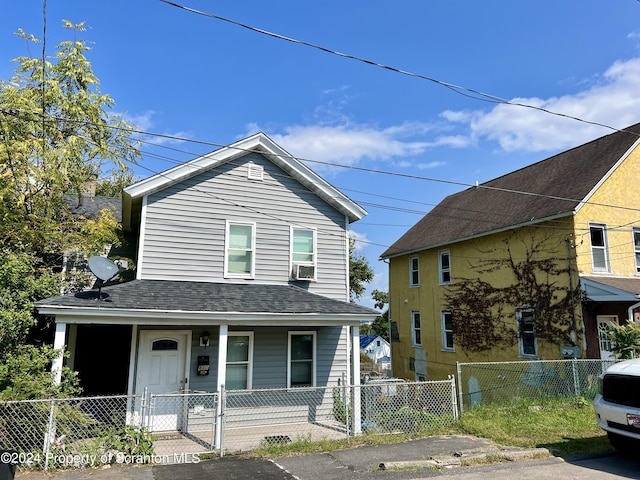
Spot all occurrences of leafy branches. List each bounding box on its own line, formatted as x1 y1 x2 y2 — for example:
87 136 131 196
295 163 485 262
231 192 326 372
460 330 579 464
443 233 580 352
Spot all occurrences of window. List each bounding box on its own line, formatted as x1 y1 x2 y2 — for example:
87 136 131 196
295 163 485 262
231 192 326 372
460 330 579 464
291 228 316 280
152 339 178 351
411 311 422 346
439 250 451 284
288 332 316 387
517 308 537 357
634 228 640 273
226 332 253 390
589 223 609 272
409 256 420 287
225 222 255 277
441 310 454 351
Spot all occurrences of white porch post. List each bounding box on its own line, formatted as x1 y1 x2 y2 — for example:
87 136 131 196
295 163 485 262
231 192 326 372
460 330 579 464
351 324 362 435
51 322 67 385
215 324 228 449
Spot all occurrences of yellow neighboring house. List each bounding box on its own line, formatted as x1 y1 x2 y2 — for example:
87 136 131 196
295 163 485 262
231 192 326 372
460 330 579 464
381 124 640 380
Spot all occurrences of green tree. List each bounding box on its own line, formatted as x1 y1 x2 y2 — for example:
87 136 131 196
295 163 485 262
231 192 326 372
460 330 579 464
349 237 374 301
0 22 140 399
609 321 640 359
370 289 390 341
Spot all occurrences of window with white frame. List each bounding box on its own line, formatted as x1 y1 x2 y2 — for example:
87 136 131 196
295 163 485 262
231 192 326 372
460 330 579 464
439 250 451 284
225 222 255 277
226 332 253 390
291 228 316 279
288 332 316 387
411 311 422 346
441 310 454 351
589 223 609 272
517 308 537 358
634 228 640 273
409 256 420 287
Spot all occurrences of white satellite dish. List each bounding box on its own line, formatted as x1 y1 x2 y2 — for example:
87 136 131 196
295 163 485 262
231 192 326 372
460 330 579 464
88 256 120 282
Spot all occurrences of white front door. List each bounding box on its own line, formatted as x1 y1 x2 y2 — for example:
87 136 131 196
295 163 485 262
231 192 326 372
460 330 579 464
597 316 618 360
136 330 190 431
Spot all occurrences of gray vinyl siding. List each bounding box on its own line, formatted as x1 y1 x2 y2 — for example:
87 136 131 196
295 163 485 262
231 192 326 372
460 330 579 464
187 326 349 392
139 153 349 301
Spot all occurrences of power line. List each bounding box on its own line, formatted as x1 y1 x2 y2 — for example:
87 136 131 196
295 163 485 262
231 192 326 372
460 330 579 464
159 0 640 139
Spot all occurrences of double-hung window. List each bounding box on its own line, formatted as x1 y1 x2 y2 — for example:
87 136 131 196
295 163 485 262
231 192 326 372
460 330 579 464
441 310 454 351
288 332 316 387
517 308 537 358
439 250 451 284
634 228 640 273
411 311 422 347
409 256 420 287
225 222 255 277
226 332 253 390
589 223 609 272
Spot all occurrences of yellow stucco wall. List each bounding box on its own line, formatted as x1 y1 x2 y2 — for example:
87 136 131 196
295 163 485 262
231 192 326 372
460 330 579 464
389 220 580 380
573 145 640 277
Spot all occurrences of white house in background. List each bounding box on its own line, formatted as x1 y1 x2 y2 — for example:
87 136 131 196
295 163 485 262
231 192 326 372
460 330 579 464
360 334 391 364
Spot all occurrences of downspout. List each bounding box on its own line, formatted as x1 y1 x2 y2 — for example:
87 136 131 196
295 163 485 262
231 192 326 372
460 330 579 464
628 301 640 324
565 236 580 345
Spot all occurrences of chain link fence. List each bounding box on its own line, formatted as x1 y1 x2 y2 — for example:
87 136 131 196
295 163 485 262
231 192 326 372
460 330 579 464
456 359 617 412
0 378 458 470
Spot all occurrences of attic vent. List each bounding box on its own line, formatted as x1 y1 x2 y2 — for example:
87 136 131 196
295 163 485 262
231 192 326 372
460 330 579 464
247 164 264 181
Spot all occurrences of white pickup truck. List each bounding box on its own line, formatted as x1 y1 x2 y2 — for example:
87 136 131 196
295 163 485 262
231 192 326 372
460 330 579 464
593 359 640 454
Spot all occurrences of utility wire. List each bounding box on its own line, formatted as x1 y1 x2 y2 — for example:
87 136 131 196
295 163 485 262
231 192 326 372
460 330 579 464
159 0 640 139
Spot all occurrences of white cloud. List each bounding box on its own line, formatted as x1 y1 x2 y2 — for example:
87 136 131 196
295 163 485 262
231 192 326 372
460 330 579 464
450 57 640 153
349 230 369 253
126 110 191 146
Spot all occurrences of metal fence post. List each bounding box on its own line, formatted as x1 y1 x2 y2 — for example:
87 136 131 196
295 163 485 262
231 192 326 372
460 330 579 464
216 385 225 456
43 399 55 471
456 362 464 415
449 375 459 421
572 358 580 398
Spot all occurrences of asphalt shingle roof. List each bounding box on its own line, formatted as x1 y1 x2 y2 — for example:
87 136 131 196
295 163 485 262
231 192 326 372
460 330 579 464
35 280 378 316
382 124 640 258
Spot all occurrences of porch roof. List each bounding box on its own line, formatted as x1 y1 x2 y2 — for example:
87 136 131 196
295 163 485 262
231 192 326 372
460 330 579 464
581 276 640 302
35 280 378 323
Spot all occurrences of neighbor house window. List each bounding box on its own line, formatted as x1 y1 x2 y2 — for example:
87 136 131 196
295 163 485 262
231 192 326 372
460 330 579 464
226 332 253 390
439 250 451 284
517 308 537 358
409 256 420 287
225 222 255 277
634 228 640 273
288 332 316 387
441 310 454 351
589 223 609 272
411 311 422 346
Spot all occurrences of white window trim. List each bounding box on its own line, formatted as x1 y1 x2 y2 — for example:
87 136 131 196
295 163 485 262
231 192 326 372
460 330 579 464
633 227 640 274
589 223 610 273
439 250 451 285
409 256 420 287
441 310 454 352
411 311 422 347
517 307 537 358
290 227 317 279
287 331 317 388
226 331 254 390
224 221 256 279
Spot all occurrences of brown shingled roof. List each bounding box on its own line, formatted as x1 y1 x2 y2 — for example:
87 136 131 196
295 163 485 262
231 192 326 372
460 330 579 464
381 124 640 258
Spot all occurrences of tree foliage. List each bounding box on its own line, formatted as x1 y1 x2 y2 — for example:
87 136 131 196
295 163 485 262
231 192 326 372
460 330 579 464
609 321 640 359
370 289 390 341
0 22 139 399
349 237 374 301
443 234 580 353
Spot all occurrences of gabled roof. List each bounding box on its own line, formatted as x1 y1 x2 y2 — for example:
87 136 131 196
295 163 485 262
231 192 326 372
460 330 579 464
382 124 640 258
63 194 122 222
360 334 387 349
35 280 378 324
122 132 367 229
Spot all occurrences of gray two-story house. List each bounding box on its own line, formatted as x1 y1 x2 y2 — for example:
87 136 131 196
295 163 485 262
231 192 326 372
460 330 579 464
36 133 377 434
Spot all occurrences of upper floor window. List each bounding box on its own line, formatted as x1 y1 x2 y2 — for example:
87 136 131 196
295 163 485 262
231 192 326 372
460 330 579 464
411 311 422 347
441 310 454 351
589 223 610 272
225 222 255 278
517 308 537 358
409 256 420 287
291 228 316 280
634 228 640 273
439 250 451 284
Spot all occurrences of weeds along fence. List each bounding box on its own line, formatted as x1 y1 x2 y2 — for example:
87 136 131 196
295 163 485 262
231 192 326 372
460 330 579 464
0 378 457 470
456 359 617 412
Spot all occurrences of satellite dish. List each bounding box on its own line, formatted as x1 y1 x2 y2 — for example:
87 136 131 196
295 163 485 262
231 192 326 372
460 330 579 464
88 256 120 282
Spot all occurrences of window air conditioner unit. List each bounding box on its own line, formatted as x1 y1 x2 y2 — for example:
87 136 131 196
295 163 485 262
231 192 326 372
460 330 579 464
293 264 315 281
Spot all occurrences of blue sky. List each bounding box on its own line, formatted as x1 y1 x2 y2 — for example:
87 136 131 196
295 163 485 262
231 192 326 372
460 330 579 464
3 1 640 309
